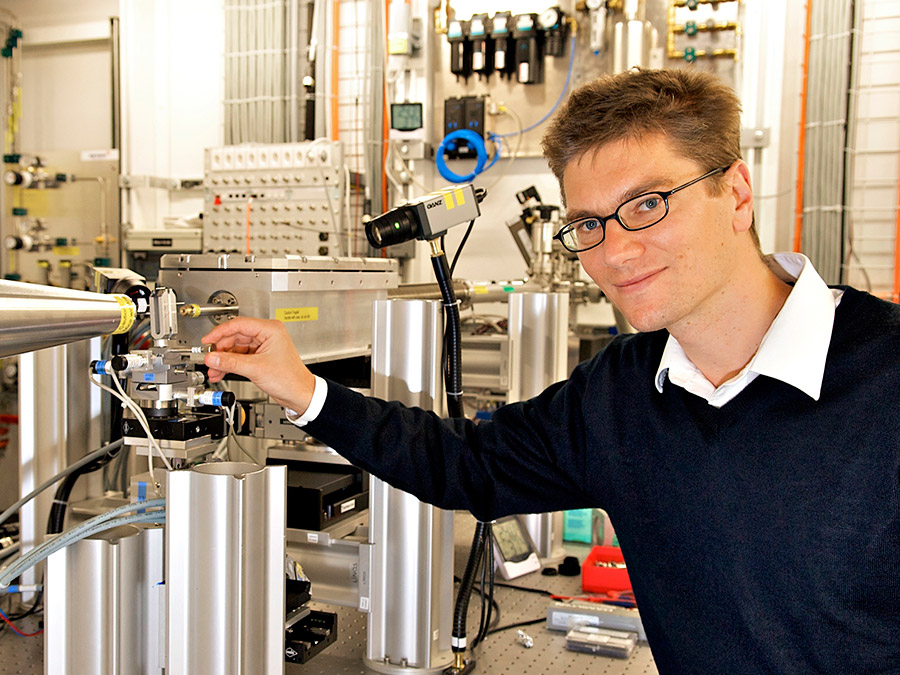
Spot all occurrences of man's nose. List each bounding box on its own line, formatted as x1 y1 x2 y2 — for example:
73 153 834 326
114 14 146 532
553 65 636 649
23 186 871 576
599 218 644 266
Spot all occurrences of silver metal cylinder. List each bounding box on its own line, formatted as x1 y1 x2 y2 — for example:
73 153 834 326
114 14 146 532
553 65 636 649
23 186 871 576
507 293 570 561
0 279 134 358
166 462 286 675
45 525 165 675
613 21 625 73
366 299 454 674
626 19 646 69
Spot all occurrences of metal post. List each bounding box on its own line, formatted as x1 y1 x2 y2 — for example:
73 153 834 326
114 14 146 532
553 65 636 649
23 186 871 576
45 525 165 674
507 293 569 561
166 462 286 675
18 340 102 598
365 299 454 674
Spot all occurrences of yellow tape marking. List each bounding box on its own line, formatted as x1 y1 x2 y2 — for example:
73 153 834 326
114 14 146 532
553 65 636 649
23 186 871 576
454 188 465 205
112 295 136 334
52 246 81 256
276 307 319 322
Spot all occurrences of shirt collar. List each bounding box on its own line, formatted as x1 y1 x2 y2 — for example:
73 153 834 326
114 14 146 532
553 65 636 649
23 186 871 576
655 253 838 401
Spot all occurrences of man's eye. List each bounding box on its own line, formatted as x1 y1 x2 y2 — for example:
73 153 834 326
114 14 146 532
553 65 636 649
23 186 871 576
576 218 601 232
638 196 662 211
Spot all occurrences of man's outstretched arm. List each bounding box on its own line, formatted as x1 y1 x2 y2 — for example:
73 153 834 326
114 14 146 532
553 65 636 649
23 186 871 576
201 317 317 415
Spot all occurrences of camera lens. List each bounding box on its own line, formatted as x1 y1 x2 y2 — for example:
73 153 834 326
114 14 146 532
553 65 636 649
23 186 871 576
365 206 419 248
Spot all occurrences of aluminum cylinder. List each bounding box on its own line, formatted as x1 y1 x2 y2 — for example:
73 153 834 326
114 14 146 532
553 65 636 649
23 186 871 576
366 299 454 674
507 293 569 561
45 524 165 675
0 279 134 358
626 19 646 69
166 462 286 675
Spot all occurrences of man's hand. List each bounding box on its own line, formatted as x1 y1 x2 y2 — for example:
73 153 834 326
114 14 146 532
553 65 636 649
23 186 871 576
201 317 317 415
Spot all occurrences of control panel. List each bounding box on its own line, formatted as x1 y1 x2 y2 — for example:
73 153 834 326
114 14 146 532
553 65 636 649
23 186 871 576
202 141 346 257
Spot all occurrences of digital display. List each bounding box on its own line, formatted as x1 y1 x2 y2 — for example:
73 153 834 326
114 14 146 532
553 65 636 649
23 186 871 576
494 517 533 563
390 102 424 132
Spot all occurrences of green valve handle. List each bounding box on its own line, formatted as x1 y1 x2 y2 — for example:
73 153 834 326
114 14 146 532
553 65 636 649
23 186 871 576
687 0 699 9
684 47 697 63
685 21 697 36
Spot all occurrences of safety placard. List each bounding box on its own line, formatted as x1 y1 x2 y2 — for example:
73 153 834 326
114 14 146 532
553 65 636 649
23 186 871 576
276 307 319 322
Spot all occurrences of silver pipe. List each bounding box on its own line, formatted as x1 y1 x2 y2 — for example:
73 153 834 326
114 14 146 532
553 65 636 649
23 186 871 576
842 0 864 283
1 278 119 302
110 17 122 266
167 463 286 673
0 280 135 358
388 280 546 306
287 0 298 141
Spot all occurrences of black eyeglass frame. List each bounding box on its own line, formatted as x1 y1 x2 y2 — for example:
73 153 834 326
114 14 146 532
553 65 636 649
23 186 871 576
553 165 731 253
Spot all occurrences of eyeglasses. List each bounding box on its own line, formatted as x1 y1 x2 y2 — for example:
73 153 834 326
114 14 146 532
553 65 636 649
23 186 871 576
553 166 730 253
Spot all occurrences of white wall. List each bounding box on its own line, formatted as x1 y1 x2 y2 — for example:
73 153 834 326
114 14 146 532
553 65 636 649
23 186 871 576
120 0 224 229
846 0 900 296
5 0 224 229
9 0 117 153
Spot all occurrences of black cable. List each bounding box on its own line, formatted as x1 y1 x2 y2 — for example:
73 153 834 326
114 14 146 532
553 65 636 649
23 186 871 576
453 579 502 631
452 522 487 656
486 617 546 636
474 537 489 647
485 525 495 636
492 581 553 596
431 251 463 418
471 523 495 650
449 220 475 277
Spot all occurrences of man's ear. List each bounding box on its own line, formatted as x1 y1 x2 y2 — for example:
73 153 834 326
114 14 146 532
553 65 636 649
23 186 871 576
730 161 753 234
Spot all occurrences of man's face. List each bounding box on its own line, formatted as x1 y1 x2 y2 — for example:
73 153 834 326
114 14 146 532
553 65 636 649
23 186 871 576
562 135 743 335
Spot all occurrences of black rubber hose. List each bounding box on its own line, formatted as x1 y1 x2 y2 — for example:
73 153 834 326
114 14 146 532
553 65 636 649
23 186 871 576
432 247 488 656
431 251 463 418
452 521 487 653
48 332 130 535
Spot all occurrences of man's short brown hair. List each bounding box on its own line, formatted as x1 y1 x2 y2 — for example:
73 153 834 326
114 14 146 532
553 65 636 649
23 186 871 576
542 68 743 201
542 68 758 248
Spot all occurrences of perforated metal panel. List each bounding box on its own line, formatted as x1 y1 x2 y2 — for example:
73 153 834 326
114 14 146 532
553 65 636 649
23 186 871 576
0 514 658 674
0 614 43 674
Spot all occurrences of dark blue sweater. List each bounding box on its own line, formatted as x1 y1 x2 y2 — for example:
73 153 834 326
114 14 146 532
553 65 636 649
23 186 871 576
305 286 900 673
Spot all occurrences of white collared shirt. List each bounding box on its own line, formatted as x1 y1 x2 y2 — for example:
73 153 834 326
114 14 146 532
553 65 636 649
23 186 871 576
654 253 843 408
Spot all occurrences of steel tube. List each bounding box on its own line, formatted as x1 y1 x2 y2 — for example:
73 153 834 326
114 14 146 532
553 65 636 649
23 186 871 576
0 281 134 358
387 280 545 306
366 299 453 674
166 462 286 675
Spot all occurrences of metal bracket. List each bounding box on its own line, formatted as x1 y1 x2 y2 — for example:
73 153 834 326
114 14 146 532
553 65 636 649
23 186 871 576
119 174 204 190
741 127 770 149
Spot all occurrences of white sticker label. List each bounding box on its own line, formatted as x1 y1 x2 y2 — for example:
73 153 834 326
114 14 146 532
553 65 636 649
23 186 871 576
307 533 319 543
340 499 356 514
80 149 120 162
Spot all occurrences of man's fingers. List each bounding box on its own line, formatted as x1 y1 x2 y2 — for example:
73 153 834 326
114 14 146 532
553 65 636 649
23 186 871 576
202 317 267 345
208 335 256 353
205 350 255 379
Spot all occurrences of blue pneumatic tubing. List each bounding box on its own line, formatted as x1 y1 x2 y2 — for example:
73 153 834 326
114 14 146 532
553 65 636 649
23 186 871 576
436 129 489 183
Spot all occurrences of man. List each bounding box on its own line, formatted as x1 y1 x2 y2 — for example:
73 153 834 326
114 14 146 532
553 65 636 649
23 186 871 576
202 69 900 672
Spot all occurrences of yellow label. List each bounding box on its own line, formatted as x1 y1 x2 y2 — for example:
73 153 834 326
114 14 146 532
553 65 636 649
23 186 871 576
112 295 136 334
473 285 489 294
276 307 319 322
52 246 80 256
454 188 465 205
443 193 455 209
387 36 409 54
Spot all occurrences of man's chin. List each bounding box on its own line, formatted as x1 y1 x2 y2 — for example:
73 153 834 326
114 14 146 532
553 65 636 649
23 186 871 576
614 306 667 334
